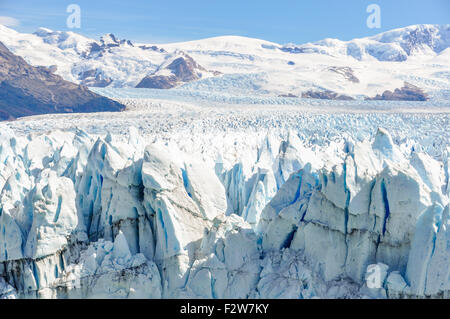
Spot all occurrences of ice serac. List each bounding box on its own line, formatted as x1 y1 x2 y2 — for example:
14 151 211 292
25 170 78 259
0 127 161 298
0 126 448 299
141 141 233 295
259 128 448 297
174 214 260 298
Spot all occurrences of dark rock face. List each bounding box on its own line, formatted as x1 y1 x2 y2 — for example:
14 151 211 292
280 46 311 54
139 45 166 53
278 93 298 98
327 66 360 83
0 41 125 121
136 53 213 89
81 34 134 58
82 42 103 58
366 82 429 101
166 56 205 82
136 75 178 89
302 90 355 100
100 33 133 48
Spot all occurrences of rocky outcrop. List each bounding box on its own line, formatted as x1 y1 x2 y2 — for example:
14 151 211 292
100 33 133 48
366 82 429 101
278 93 298 98
136 52 218 89
81 34 134 58
78 69 113 87
138 45 166 53
136 75 179 90
0 41 125 120
327 66 360 83
302 90 355 100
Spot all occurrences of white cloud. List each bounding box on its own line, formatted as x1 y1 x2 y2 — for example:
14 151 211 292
0 16 20 27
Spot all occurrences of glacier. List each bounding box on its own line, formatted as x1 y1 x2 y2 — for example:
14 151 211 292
0 101 448 299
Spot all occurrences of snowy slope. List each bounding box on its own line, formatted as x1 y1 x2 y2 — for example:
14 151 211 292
0 24 449 99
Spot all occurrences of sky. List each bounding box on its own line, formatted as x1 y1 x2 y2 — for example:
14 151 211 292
0 0 449 44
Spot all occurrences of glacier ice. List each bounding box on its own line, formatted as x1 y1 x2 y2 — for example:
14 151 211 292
0 121 448 299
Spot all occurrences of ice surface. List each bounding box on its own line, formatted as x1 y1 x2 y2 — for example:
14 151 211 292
0 84 448 298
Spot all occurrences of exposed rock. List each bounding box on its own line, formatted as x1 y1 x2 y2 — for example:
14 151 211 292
327 66 360 83
81 34 134 58
279 93 298 98
139 45 167 53
82 42 103 58
78 69 113 88
136 52 218 89
100 33 133 48
37 65 58 74
302 90 355 100
366 82 429 101
0 41 125 121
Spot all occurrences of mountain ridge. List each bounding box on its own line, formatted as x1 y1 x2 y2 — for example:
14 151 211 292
0 23 449 100
0 41 125 120
282 24 450 61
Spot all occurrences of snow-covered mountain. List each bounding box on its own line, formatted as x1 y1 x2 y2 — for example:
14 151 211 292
0 24 449 99
282 24 450 61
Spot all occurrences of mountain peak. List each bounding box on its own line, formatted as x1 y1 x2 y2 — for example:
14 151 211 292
281 24 450 61
100 33 133 47
136 51 217 89
100 33 119 45
34 27 54 36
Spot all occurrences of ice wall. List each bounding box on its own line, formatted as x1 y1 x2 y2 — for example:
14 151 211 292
0 126 448 298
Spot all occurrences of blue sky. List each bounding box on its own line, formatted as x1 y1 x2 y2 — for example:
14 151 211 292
0 0 449 44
